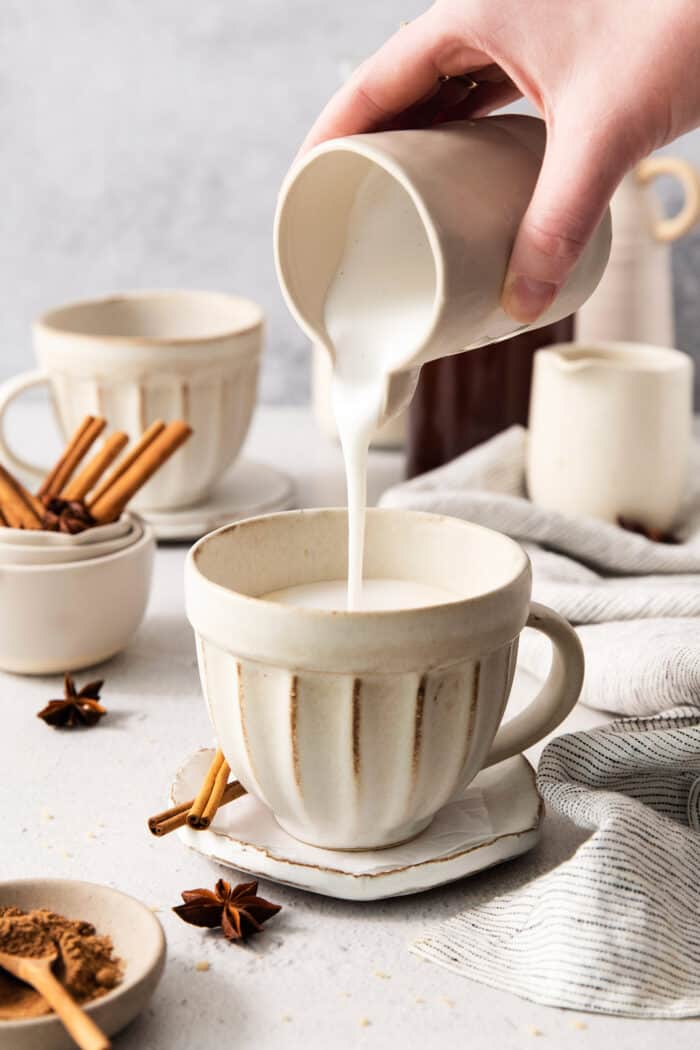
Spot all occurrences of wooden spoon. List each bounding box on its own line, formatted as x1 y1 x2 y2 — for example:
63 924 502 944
0 945 111 1049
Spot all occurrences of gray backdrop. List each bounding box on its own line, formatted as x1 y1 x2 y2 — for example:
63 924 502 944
1 0 699 403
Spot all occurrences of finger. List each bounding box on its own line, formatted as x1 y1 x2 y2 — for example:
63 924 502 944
502 117 628 322
299 11 489 153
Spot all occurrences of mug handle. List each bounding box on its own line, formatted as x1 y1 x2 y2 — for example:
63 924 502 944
483 602 584 767
0 369 52 482
636 156 700 243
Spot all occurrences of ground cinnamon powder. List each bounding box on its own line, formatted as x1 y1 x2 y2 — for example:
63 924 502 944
0 906 122 1020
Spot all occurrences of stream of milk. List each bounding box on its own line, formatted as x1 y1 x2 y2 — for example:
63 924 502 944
323 166 437 610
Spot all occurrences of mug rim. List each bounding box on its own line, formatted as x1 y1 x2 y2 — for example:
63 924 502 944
35 288 264 347
189 508 529 611
185 508 532 674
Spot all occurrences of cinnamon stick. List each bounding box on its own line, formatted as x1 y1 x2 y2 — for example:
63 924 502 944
38 416 107 500
0 464 43 529
87 420 166 508
61 432 129 501
148 780 246 837
199 756 232 829
149 798 191 835
90 420 192 524
187 750 227 828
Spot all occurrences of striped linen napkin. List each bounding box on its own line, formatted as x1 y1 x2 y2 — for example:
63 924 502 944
411 711 700 1018
384 427 700 1015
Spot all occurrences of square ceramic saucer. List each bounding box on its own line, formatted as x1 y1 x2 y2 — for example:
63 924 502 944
170 750 542 901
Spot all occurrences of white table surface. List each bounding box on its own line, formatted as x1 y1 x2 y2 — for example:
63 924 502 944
2 401 697 1049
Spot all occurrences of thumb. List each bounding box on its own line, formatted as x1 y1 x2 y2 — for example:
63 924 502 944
502 119 628 323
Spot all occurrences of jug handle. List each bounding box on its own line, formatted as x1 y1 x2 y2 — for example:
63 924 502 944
636 156 700 242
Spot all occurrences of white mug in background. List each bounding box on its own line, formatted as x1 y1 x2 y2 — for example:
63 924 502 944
186 508 584 851
0 290 263 510
526 341 694 529
275 114 612 428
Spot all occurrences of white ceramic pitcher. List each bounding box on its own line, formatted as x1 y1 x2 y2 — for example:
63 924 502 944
576 156 700 345
527 341 694 529
276 115 612 427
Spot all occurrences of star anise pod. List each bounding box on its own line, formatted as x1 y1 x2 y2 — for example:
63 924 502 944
617 515 681 545
41 497 95 534
37 674 107 728
173 878 281 943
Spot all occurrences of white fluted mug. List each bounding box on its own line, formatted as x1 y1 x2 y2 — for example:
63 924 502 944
186 509 584 850
0 290 263 510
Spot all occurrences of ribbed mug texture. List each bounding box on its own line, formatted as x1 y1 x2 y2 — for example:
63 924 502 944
196 637 518 849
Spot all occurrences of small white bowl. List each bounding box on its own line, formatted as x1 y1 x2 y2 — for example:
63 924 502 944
0 878 166 1050
0 514 133 548
0 520 143 566
0 522 155 674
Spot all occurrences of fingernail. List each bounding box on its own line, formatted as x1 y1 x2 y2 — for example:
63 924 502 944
502 275 558 323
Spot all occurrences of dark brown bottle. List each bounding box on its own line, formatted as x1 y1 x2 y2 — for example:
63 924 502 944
406 316 574 477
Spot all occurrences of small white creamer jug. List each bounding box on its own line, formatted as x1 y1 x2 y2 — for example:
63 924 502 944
527 341 694 530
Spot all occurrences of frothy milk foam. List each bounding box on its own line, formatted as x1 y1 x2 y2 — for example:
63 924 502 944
323 166 438 610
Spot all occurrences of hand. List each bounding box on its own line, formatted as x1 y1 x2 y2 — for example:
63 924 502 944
300 0 700 322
